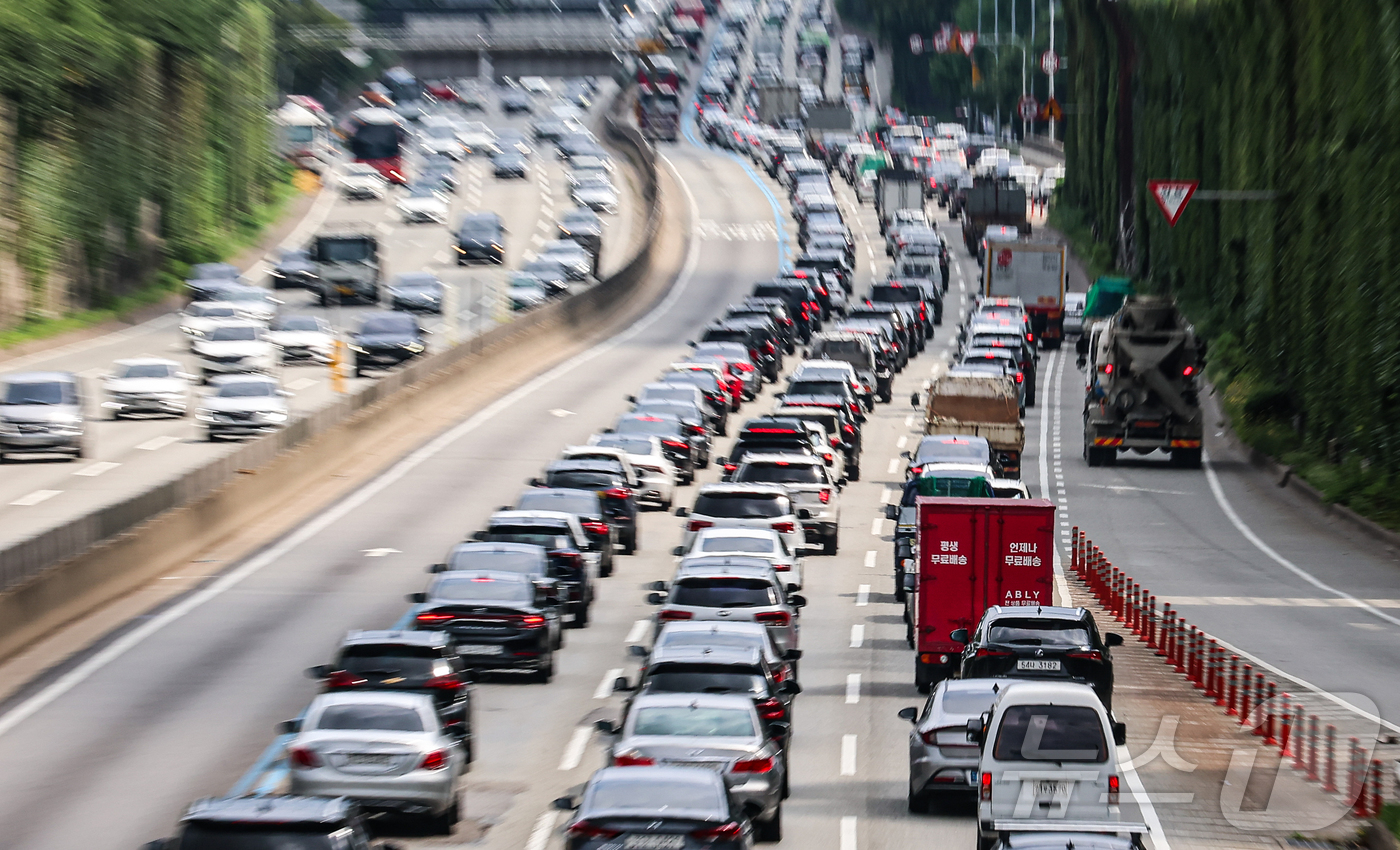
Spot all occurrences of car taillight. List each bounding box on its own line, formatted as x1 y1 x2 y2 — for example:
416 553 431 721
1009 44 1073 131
723 462 737 473
326 670 367 688
843 424 856 435
688 519 714 532
765 341 776 354
569 821 623 840
755 699 785 721
613 753 656 766
519 615 547 628
980 771 993 801
848 402 860 416
974 648 1012 657
288 746 321 769
1183 365 1195 376
1026 332 1034 342
829 436 841 447
735 361 755 371
1015 372 1024 383
732 755 775 772
662 439 689 450
780 317 793 326
1103 363 1114 374
771 521 795 533
420 749 450 770
604 486 634 499
822 452 833 464
581 520 610 535
415 612 454 625
819 489 831 504
1108 774 1120 805
687 424 705 435
774 664 793 682
692 822 743 841
1067 650 1103 661
423 675 462 691
658 609 693 621
756 611 790 626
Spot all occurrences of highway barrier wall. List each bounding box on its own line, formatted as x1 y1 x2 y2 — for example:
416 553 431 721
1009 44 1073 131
0 90 671 660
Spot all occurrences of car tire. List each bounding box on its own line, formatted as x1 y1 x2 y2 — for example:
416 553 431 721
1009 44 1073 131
823 534 838 556
74 440 87 459
574 604 590 628
206 429 217 442
430 799 460 835
755 806 782 842
1172 447 1202 469
623 528 637 555
907 787 929 814
536 651 554 683
0 453 7 464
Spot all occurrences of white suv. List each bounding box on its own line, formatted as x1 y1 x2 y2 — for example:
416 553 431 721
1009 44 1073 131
675 483 807 553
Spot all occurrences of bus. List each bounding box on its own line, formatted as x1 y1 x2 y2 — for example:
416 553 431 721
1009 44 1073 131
273 100 334 173
343 107 406 184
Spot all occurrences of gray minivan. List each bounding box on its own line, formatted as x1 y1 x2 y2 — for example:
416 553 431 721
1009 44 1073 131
0 371 86 461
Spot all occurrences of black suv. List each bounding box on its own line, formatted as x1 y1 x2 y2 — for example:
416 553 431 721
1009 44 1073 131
350 311 427 377
306 629 475 759
536 459 641 554
699 321 780 381
871 279 941 330
144 795 397 850
951 605 1124 711
474 512 595 625
456 211 505 264
514 487 616 575
752 280 821 339
721 417 824 479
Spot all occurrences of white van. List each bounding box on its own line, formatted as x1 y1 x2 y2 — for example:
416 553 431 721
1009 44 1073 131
970 681 1128 848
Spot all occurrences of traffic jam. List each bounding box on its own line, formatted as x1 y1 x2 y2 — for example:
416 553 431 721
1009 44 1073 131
143 3 1142 850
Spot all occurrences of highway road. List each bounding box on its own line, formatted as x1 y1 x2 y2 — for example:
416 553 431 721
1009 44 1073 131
0 79 642 555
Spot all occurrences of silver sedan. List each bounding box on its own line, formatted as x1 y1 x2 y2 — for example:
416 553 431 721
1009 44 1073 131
285 691 466 833
898 678 1000 811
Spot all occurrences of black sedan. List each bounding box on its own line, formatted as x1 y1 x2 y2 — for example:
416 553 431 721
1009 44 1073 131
409 571 561 682
269 247 315 290
492 151 530 179
537 460 641 555
349 311 427 377
557 766 755 850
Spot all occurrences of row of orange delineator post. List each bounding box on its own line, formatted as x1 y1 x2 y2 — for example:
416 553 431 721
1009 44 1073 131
1069 527 1388 819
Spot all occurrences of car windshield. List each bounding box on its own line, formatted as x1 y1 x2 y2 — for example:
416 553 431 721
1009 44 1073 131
646 666 766 696
431 576 533 602
406 184 440 199
214 382 276 399
2 380 75 405
587 778 723 813
115 363 175 379
914 475 994 497
189 304 236 318
659 631 767 655
631 706 756 737
314 703 423 732
699 535 776 554
517 491 599 515
787 380 847 397
223 289 270 303
616 417 681 437
595 436 654 454
176 824 338 850
272 317 323 332
871 285 921 303
735 463 823 485
987 619 1093 647
340 644 440 678
918 439 989 463
693 493 788 518
448 548 542 573
671 578 778 608
992 704 1108 763
394 277 439 290
360 316 415 335
547 471 618 490
208 325 260 342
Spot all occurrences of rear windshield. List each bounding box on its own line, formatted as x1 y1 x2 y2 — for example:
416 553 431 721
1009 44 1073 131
992 705 1108 763
485 529 571 550
699 535 777 554
987 619 1093 647
631 706 756 737
547 471 617 490
693 493 788 518
587 778 724 813
786 380 847 396
2 381 77 405
175 825 337 850
914 475 994 498
431 576 533 602
314 703 423 732
340 644 441 678
646 667 765 696
672 578 778 608
616 417 681 437
871 285 921 303
735 463 823 485
448 548 543 574
814 340 870 360
917 439 989 463
517 491 599 515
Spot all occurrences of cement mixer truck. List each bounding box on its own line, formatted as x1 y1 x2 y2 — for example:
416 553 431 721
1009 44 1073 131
1082 295 1205 468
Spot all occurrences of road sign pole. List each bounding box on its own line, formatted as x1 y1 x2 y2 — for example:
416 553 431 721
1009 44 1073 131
1048 0 1056 142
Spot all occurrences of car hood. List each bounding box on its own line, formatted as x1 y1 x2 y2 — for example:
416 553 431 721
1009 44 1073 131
0 404 81 423
106 378 185 394
193 340 270 356
355 333 419 348
202 396 287 414
399 197 447 211
267 331 331 346
391 288 441 300
275 260 315 274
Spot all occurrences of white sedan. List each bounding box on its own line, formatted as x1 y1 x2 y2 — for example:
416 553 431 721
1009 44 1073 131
587 433 677 506
675 526 803 589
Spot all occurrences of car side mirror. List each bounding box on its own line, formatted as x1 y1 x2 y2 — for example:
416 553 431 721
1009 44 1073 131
278 719 302 735
714 456 727 466
594 719 619 734
780 680 802 695
740 800 764 820
625 394 636 402
884 504 898 520
1112 721 1127 746
902 573 917 593
552 796 577 811
648 580 668 591
796 508 812 520
950 628 969 644
305 665 331 679
140 841 171 850
767 720 791 741
897 706 918 723
836 478 847 488
527 477 542 487
613 676 634 692
1105 633 1124 647
900 450 911 460
783 648 803 661
965 718 984 744
628 645 649 658
687 340 697 347
672 546 685 556
789 594 807 608
674 507 689 517
407 592 427 603
471 530 488 541
786 583 800 593
428 563 447 573
646 592 666 605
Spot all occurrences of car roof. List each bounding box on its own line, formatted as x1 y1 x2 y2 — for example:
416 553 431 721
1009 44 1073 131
649 644 762 667
2 371 78 383
628 691 758 711
677 554 781 573
206 374 276 386
309 689 434 709
590 764 726 792
738 452 822 466
489 510 576 525
182 795 355 825
112 357 180 367
342 629 451 649
450 541 546 557
695 482 790 496
985 605 1087 622
675 561 779 580
994 680 1104 708
517 488 603 507
916 462 996 476
546 459 623 472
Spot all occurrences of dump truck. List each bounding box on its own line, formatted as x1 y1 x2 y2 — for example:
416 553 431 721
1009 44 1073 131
875 168 925 234
1082 295 1205 468
925 374 1026 478
982 240 1067 349
311 231 381 305
903 497 1055 692
960 176 1029 254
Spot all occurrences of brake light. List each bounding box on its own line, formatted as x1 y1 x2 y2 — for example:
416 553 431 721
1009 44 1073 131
687 424 705 435
1026 332 1034 342
416 612 454 624
980 771 993 801
288 747 321 769
603 486 633 499
765 341 776 354
974 648 1012 658
326 670 368 688
1015 372 1024 383
756 611 790 626
658 609 693 621
581 520 611 535
423 675 462 691
830 436 841 447
849 402 860 416
613 753 656 766
520 615 547 628
723 463 737 473
661 439 689 450
692 822 743 841
569 821 623 840
688 519 714 532
1183 365 1195 376
1103 363 1114 374
822 453 833 464
1108 774 1120 805
1067 650 1103 661
754 697 785 720
819 489 831 504
420 749 450 770
733 755 776 772
771 521 795 534
735 361 755 371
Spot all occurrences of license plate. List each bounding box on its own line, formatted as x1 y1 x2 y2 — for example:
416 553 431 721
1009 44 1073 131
346 753 394 766
457 644 503 656
1016 659 1061 671
666 760 725 772
624 835 684 850
1035 780 1070 798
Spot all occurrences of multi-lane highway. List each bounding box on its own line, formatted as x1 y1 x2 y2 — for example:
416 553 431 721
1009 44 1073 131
0 80 642 553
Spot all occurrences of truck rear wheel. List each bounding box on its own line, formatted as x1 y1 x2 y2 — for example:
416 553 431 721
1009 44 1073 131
1172 447 1202 469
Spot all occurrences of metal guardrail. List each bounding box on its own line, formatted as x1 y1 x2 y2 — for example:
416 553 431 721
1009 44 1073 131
289 23 626 52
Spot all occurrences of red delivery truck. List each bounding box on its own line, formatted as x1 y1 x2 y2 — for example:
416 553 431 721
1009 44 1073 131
904 497 1055 693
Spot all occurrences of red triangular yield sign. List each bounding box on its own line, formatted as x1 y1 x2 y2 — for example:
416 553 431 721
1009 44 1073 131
1148 179 1199 226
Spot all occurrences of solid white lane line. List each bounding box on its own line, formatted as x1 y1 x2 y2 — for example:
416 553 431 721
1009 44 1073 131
625 619 650 644
10 490 61 506
136 435 179 451
525 811 559 850
863 550 876 569
849 625 864 647
557 726 592 770
855 585 870 606
286 378 317 391
840 817 857 850
886 458 898 474
840 734 857 775
73 461 120 477
594 668 623 699
870 517 883 535
845 674 860 703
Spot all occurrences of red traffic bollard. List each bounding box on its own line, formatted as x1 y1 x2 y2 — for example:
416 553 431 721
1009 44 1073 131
1261 682 1277 743
1305 715 1319 780
1226 655 1240 715
1146 595 1158 648
1322 724 1338 793
1239 664 1254 726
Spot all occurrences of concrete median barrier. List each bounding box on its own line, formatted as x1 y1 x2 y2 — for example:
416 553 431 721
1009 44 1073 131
0 93 679 661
